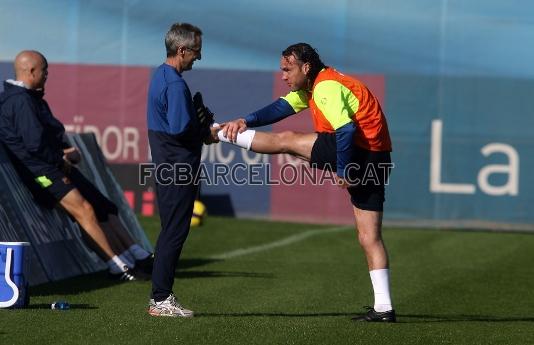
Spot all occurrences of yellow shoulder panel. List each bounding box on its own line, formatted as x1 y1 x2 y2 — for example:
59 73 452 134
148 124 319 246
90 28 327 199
313 80 359 130
280 90 309 113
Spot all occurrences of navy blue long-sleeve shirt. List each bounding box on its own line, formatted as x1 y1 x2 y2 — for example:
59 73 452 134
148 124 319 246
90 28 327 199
147 64 203 164
0 81 70 176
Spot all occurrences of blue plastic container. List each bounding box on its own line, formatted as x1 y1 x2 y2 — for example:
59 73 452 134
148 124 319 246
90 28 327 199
0 242 31 308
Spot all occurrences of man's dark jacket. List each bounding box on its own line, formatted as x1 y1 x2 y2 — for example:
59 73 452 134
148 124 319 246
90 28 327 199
0 81 69 176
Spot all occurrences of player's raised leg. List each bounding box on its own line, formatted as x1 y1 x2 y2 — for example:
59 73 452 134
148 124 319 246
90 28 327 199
218 128 317 161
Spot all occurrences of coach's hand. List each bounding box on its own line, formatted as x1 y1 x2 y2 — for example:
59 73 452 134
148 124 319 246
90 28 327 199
221 118 247 142
204 126 221 145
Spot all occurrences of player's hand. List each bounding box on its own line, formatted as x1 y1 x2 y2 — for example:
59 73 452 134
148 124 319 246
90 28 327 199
335 175 350 189
220 118 247 142
63 147 82 164
204 126 220 145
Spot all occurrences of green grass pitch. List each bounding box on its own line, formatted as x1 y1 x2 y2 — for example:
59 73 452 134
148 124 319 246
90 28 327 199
1 216 534 345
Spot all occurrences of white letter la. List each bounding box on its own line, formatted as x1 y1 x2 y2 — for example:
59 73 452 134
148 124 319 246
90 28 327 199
430 119 519 196
430 119 475 194
478 143 519 196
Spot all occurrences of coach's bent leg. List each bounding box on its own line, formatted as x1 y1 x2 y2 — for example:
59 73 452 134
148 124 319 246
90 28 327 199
60 189 116 259
251 131 317 161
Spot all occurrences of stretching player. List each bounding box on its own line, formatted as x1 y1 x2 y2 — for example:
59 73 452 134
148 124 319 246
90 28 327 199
220 43 396 322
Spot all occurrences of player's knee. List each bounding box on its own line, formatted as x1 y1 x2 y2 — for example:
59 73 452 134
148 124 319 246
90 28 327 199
77 200 98 224
276 131 297 153
357 230 382 249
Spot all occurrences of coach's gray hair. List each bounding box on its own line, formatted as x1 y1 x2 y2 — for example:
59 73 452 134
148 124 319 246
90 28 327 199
165 23 202 57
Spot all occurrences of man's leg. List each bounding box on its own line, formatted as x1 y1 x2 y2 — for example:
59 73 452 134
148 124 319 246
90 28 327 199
251 131 317 161
147 180 197 318
227 130 395 319
151 181 197 301
101 215 152 261
60 189 116 260
220 129 317 161
99 214 140 258
59 189 132 276
98 218 129 254
352 207 395 322
98 215 143 269
149 145 200 317
353 207 389 270
65 166 151 267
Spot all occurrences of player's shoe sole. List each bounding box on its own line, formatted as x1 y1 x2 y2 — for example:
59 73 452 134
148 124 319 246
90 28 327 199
351 306 396 322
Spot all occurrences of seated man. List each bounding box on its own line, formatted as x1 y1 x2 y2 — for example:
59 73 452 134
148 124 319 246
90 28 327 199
9 144 154 276
0 50 150 280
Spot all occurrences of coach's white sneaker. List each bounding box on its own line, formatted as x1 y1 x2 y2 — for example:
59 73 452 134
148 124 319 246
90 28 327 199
147 293 194 318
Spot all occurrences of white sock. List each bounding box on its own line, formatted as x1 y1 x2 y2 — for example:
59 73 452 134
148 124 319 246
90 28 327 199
369 269 393 312
107 255 129 274
214 123 255 150
119 252 135 269
128 244 151 260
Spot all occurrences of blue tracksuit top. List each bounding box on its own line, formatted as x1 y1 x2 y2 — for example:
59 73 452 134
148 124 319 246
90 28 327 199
147 64 203 163
147 63 203 163
0 81 70 176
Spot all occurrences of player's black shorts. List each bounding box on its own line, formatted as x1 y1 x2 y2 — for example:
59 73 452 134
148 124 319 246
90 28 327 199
310 132 392 212
35 166 118 222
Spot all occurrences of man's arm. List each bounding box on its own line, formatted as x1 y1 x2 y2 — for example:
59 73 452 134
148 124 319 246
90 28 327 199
2 96 65 177
312 80 359 183
223 90 309 142
243 98 295 127
335 123 357 179
166 82 194 136
15 98 47 154
221 99 293 142
14 98 64 167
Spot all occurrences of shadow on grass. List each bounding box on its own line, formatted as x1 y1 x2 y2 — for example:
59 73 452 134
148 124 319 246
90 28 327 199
197 312 354 317
30 258 264 296
26 303 98 310
196 312 534 322
176 270 273 279
31 271 119 296
176 258 222 270
396 314 534 323
174 258 272 279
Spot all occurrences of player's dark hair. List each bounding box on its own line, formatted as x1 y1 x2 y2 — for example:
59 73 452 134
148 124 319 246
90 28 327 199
282 43 326 83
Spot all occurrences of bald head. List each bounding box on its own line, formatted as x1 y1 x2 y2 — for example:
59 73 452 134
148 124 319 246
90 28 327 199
14 50 48 89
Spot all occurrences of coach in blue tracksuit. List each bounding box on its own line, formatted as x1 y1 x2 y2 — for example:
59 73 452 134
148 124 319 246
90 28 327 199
146 23 218 318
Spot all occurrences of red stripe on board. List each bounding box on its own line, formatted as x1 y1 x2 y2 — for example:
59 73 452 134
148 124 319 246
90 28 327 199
45 63 151 164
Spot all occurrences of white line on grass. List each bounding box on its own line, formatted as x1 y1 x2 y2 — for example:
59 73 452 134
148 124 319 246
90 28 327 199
210 226 351 260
